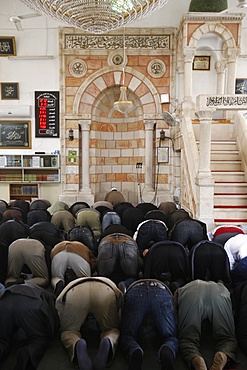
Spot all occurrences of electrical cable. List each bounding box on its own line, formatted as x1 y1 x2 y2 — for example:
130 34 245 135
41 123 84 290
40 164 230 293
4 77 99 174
136 163 143 203
150 137 161 205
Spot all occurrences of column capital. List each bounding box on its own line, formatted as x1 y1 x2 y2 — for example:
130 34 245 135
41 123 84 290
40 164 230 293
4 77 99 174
181 100 195 116
184 48 196 63
195 109 215 121
214 60 226 73
79 120 91 131
226 48 241 63
144 120 156 130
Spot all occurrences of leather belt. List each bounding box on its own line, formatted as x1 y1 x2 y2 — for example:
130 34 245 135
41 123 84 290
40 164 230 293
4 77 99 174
127 279 171 294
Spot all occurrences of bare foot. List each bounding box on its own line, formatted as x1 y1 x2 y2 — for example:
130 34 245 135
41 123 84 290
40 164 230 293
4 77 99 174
191 355 207 370
210 352 227 370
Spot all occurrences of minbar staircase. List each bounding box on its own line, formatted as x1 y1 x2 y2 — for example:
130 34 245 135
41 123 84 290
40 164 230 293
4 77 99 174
211 140 247 226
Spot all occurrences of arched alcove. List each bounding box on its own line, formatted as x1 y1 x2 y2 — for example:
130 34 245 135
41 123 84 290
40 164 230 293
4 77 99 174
192 34 221 97
72 67 160 118
188 20 240 117
176 15 241 107
91 85 143 120
88 85 145 201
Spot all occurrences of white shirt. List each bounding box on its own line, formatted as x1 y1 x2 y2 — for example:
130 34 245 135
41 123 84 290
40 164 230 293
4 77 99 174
224 234 247 269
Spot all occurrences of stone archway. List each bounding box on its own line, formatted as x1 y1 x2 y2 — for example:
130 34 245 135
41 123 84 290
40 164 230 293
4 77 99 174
85 68 161 202
188 23 237 50
64 67 166 204
72 66 162 117
176 14 242 105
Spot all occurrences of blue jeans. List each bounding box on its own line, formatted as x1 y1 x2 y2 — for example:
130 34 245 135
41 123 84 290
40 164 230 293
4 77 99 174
97 233 142 283
231 256 247 286
233 281 247 356
135 220 168 254
101 211 121 232
170 219 207 251
67 226 97 255
120 280 178 363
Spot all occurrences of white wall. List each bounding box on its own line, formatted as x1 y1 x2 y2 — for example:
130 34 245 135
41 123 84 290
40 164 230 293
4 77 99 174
0 0 61 155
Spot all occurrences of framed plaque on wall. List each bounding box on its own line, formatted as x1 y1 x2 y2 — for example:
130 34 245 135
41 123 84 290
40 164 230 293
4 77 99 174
1 82 19 100
235 78 247 94
0 121 31 148
0 37 16 56
192 56 211 71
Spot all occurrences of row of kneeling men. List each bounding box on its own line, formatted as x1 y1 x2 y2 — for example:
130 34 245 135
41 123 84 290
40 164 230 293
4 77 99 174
1 277 247 370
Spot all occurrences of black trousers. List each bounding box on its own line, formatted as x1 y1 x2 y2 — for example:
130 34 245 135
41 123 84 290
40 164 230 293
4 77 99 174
0 293 49 369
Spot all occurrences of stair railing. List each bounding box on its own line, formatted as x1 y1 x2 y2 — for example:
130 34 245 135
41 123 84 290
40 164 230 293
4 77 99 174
234 111 247 181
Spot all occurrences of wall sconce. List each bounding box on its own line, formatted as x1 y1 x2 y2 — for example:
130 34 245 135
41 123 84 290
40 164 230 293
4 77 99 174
160 129 166 141
69 128 74 141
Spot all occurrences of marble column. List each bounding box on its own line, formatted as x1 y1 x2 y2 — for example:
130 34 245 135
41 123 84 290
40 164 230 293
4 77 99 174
215 60 226 94
144 119 156 192
226 48 240 95
195 109 215 229
79 119 92 194
177 58 184 104
197 110 216 176
184 48 195 101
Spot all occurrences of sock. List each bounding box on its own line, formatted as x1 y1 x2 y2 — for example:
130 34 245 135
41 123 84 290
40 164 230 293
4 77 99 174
129 348 143 370
76 339 93 370
160 346 175 370
93 338 111 370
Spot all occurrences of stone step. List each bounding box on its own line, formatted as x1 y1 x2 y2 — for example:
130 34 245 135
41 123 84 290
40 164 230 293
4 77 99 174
210 140 238 151
211 160 242 171
214 206 247 221
211 151 240 161
214 194 247 206
214 218 247 226
212 171 245 182
214 182 247 193
196 141 238 152
196 135 247 226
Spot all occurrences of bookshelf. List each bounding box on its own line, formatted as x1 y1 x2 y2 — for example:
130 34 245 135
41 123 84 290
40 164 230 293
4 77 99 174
0 154 60 201
10 183 39 201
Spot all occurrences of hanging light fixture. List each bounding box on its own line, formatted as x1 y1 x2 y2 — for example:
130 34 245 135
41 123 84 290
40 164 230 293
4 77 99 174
114 27 133 115
20 0 170 34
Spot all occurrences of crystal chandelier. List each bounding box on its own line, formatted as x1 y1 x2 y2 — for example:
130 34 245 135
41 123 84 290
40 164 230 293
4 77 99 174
114 27 133 114
114 86 133 114
20 0 170 34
